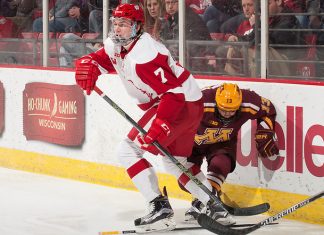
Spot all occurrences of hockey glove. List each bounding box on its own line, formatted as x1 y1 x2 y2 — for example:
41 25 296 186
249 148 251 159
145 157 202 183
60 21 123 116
137 118 171 154
255 129 279 158
75 56 101 95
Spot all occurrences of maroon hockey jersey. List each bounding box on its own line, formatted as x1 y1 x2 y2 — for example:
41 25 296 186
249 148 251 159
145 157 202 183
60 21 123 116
189 85 276 170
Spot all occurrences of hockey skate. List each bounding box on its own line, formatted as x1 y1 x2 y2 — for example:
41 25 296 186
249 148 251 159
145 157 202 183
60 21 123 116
184 198 204 222
134 194 176 233
204 200 236 226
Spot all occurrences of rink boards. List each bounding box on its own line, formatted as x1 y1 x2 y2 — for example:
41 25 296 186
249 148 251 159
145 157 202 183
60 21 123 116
0 67 323 226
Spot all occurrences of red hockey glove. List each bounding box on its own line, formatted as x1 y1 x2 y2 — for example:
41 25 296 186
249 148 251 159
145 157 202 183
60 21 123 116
255 129 279 158
137 118 171 153
75 56 101 95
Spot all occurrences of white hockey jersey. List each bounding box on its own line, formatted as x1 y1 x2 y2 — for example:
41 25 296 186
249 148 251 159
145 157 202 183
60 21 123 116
99 32 202 110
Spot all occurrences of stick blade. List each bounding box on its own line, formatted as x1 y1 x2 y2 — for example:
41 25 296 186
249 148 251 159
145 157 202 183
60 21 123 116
197 214 260 235
223 202 270 216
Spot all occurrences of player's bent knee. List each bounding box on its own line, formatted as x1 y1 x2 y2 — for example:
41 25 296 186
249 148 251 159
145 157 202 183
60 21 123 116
117 138 144 167
162 156 194 178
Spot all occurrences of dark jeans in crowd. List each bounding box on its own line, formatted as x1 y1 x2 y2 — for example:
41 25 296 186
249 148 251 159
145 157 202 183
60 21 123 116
32 17 79 33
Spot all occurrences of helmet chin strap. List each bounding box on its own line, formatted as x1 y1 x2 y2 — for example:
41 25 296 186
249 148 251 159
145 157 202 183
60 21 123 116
215 107 241 127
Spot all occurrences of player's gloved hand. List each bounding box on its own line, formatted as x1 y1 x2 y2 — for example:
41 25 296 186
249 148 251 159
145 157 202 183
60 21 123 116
75 56 101 95
255 129 279 158
137 118 171 153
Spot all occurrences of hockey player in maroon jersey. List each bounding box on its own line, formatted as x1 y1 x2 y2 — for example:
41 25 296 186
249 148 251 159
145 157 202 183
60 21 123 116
183 83 279 221
74 3 234 232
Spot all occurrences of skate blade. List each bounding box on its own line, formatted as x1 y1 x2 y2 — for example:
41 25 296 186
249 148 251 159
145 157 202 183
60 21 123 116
136 217 176 233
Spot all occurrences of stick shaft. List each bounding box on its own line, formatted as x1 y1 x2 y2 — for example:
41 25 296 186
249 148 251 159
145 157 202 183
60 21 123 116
259 190 324 226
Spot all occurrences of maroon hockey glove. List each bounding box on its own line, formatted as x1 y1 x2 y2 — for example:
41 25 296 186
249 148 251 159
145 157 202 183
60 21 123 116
75 56 101 95
255 129 279 158
137 118 171 154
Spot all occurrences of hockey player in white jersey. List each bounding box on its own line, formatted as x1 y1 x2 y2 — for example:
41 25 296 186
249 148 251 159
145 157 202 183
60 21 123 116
75 3 234 232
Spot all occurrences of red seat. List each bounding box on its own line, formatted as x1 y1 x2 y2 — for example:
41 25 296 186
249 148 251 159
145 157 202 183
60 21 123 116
58 32 81 39
210 33 231 41
21 32 39 39
0 16 18 38
38 32 58 39
82 33 100 39
38 33 59 53
210 33 225 41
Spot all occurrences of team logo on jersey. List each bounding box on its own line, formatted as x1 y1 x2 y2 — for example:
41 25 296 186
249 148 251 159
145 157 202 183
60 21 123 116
208 120 219 126
195 128 233 145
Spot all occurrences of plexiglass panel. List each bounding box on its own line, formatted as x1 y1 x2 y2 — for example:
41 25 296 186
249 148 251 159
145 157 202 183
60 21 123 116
0 0 324 81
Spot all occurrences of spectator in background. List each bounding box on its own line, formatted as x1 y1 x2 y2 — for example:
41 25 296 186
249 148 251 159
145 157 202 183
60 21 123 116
59 32 103 67
202 0 242 33
0 0 19 17
32 0 89 33
218 0 304 77
143 0 165 40
0 16 18 38
267 0 305 77
88 0 103 33
307 0 324 76
161 0 210 42
284 0 323 29
88 0 119 33
15 0 37 17
0 15 19 64
160 0 215 73
66 2 89 34
32 0 55 18
284 0 308 27
0 0 48 34
0 0 19 37
121 0 144 5
218 0 255 75
185 0 211 15
305 0 324 29
15 0 39 32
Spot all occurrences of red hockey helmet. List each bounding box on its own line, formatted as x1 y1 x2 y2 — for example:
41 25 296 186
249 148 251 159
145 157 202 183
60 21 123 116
113 3 144 23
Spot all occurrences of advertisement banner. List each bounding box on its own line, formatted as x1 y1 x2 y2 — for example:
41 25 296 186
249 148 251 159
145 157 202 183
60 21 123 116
23 82 85 146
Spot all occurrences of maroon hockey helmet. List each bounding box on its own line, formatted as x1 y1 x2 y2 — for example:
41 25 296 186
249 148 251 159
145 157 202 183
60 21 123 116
113 3 144 23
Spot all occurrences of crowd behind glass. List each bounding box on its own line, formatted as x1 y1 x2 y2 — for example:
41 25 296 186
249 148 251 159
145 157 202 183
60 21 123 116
0 0 323 80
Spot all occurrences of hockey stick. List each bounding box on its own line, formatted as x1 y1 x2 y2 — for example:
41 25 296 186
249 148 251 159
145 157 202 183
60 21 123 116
198 190 324 235
93 86 226 210
98 226 202 234
93 86 269 216
98 223 279 234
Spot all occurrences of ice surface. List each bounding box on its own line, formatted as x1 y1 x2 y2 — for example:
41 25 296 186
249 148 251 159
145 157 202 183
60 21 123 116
0 167 323 235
